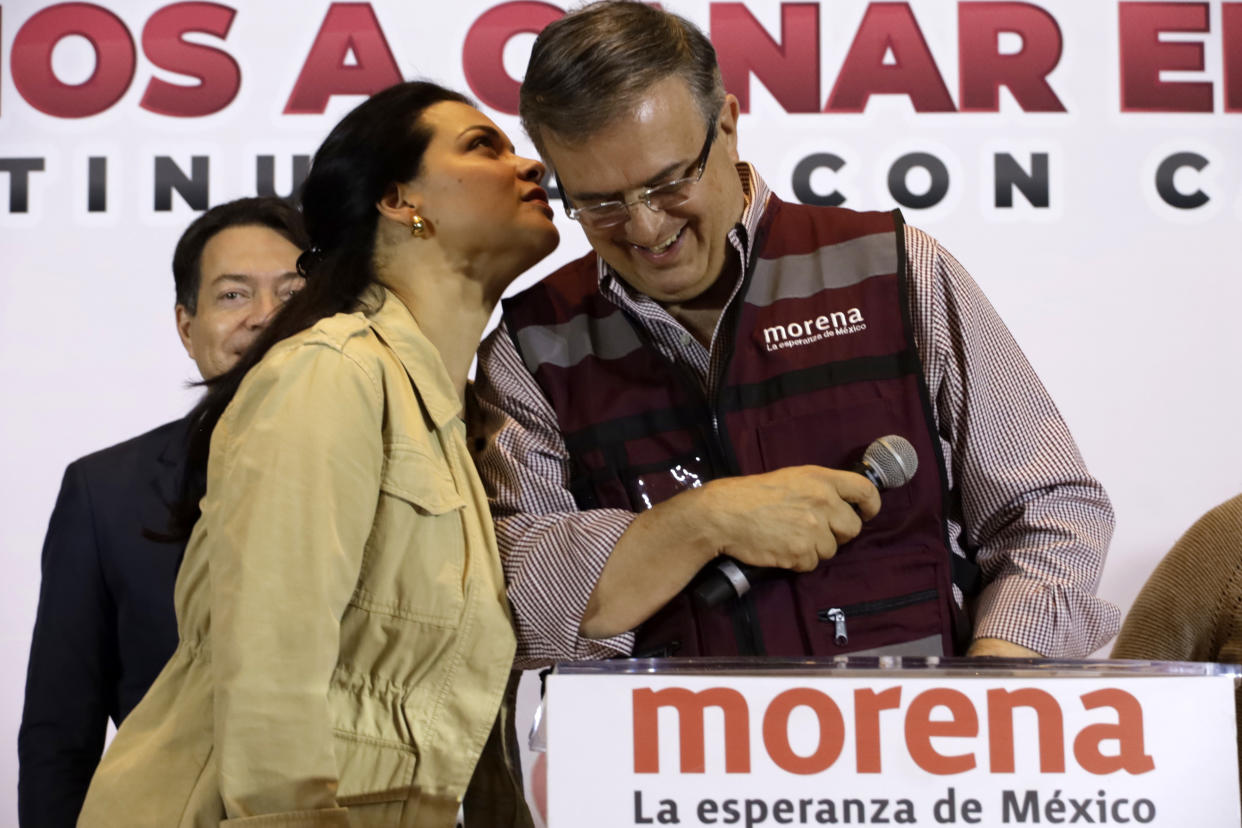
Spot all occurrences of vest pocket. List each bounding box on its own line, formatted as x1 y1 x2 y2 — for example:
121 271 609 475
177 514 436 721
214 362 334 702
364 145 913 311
788 546 951 657
572 435 714 513
619 451 714 511
817 590 939 647
753 399 916 522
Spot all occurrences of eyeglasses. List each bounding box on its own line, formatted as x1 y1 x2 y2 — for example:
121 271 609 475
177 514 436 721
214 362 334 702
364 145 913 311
556 116 718 229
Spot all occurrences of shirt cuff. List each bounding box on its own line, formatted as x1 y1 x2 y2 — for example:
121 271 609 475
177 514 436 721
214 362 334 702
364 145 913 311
970 573 1121 658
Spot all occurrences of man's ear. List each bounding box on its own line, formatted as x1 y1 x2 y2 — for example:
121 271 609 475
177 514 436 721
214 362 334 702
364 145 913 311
175 304 196 360
719 93 742 163
376 182 419 227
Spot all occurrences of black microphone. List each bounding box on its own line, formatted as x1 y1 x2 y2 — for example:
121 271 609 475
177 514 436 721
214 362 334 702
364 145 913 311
692 435 919 609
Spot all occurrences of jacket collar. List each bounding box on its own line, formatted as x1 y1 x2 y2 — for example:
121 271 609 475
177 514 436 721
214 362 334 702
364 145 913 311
359 284 463 430
157 415 192 468
148 415 193 519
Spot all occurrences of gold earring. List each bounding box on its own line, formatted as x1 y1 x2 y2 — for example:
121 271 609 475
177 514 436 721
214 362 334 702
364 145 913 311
410 214 428 237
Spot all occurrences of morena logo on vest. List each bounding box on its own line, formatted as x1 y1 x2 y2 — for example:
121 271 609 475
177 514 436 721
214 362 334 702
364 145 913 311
761 308 867 352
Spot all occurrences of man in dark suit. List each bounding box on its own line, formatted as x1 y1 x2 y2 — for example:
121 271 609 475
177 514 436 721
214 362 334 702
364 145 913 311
17 197 309 828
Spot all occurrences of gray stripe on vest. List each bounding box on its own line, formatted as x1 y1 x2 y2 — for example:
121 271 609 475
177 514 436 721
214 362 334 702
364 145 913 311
748 232 898 308
840 634 944 659
514 311 643 373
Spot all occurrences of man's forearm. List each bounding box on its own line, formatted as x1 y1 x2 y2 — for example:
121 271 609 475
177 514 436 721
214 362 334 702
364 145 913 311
580 488 719 638
967 637 1043 658
580 465 881 638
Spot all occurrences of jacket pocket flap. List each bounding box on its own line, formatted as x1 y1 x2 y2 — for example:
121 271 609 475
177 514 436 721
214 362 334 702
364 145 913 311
333 731 417 805
379 445 464 515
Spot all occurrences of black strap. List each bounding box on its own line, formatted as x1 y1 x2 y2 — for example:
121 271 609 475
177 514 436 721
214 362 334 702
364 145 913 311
951 553 983 597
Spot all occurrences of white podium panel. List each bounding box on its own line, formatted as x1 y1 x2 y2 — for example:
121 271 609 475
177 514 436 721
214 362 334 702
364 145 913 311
546 658 1240 827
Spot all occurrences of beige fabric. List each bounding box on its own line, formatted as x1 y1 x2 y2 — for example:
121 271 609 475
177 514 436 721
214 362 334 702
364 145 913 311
1112 493 1242 800
79 286 525 828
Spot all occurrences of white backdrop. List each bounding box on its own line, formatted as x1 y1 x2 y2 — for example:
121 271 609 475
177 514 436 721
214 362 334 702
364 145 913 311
2 0 1240 823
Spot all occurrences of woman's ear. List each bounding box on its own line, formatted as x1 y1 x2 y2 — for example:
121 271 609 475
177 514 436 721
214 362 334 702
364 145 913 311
376 182 418 227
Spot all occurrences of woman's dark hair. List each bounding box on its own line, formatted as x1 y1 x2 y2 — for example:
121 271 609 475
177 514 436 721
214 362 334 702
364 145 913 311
167 81 472 538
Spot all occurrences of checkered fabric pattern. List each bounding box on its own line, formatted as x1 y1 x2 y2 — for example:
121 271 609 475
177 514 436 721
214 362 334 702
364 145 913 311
474 164 1118 667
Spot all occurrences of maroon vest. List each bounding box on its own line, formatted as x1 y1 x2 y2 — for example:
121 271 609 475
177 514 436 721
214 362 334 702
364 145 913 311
504 199 975 658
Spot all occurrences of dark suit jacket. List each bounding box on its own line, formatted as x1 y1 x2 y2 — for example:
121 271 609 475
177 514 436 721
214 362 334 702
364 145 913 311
18 418 188 828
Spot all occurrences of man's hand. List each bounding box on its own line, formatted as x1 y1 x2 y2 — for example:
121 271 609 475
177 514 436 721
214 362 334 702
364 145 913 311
967 637 1042 658
693 465 881 571
580 465 880 638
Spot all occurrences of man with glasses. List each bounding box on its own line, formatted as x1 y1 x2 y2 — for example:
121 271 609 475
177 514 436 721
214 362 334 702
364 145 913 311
475 0 1117 665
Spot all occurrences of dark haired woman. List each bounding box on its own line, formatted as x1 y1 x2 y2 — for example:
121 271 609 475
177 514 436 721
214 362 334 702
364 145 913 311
77 82 557 827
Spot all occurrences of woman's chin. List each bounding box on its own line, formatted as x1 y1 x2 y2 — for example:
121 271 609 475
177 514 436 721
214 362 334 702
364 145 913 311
483 229 561 299
521 225 561 269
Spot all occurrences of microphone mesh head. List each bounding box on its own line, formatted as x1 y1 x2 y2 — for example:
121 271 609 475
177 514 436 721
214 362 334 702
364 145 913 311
862 435 918 488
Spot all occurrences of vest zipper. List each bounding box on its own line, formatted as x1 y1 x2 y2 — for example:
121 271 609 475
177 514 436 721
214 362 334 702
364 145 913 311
708 231 765 656
823 608 848 645
624 229 765 656
816 588 939 646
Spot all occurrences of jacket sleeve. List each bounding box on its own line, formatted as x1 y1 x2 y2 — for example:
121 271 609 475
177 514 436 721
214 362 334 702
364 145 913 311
203 339 384 826
18 462 116 828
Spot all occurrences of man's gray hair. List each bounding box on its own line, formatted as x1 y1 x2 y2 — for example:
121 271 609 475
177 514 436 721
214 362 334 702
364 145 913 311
519 1 725 156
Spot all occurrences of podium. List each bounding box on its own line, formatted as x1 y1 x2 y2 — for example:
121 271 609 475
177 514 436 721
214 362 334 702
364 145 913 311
542 657 1241 827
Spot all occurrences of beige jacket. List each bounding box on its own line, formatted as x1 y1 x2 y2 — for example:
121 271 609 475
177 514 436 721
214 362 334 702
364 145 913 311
79 287 526 827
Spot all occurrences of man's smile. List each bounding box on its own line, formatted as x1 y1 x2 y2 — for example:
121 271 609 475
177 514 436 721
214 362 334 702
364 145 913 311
629 226 686 260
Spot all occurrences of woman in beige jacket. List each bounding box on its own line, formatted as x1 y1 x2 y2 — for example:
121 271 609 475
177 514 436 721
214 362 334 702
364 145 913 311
77 82 559 827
